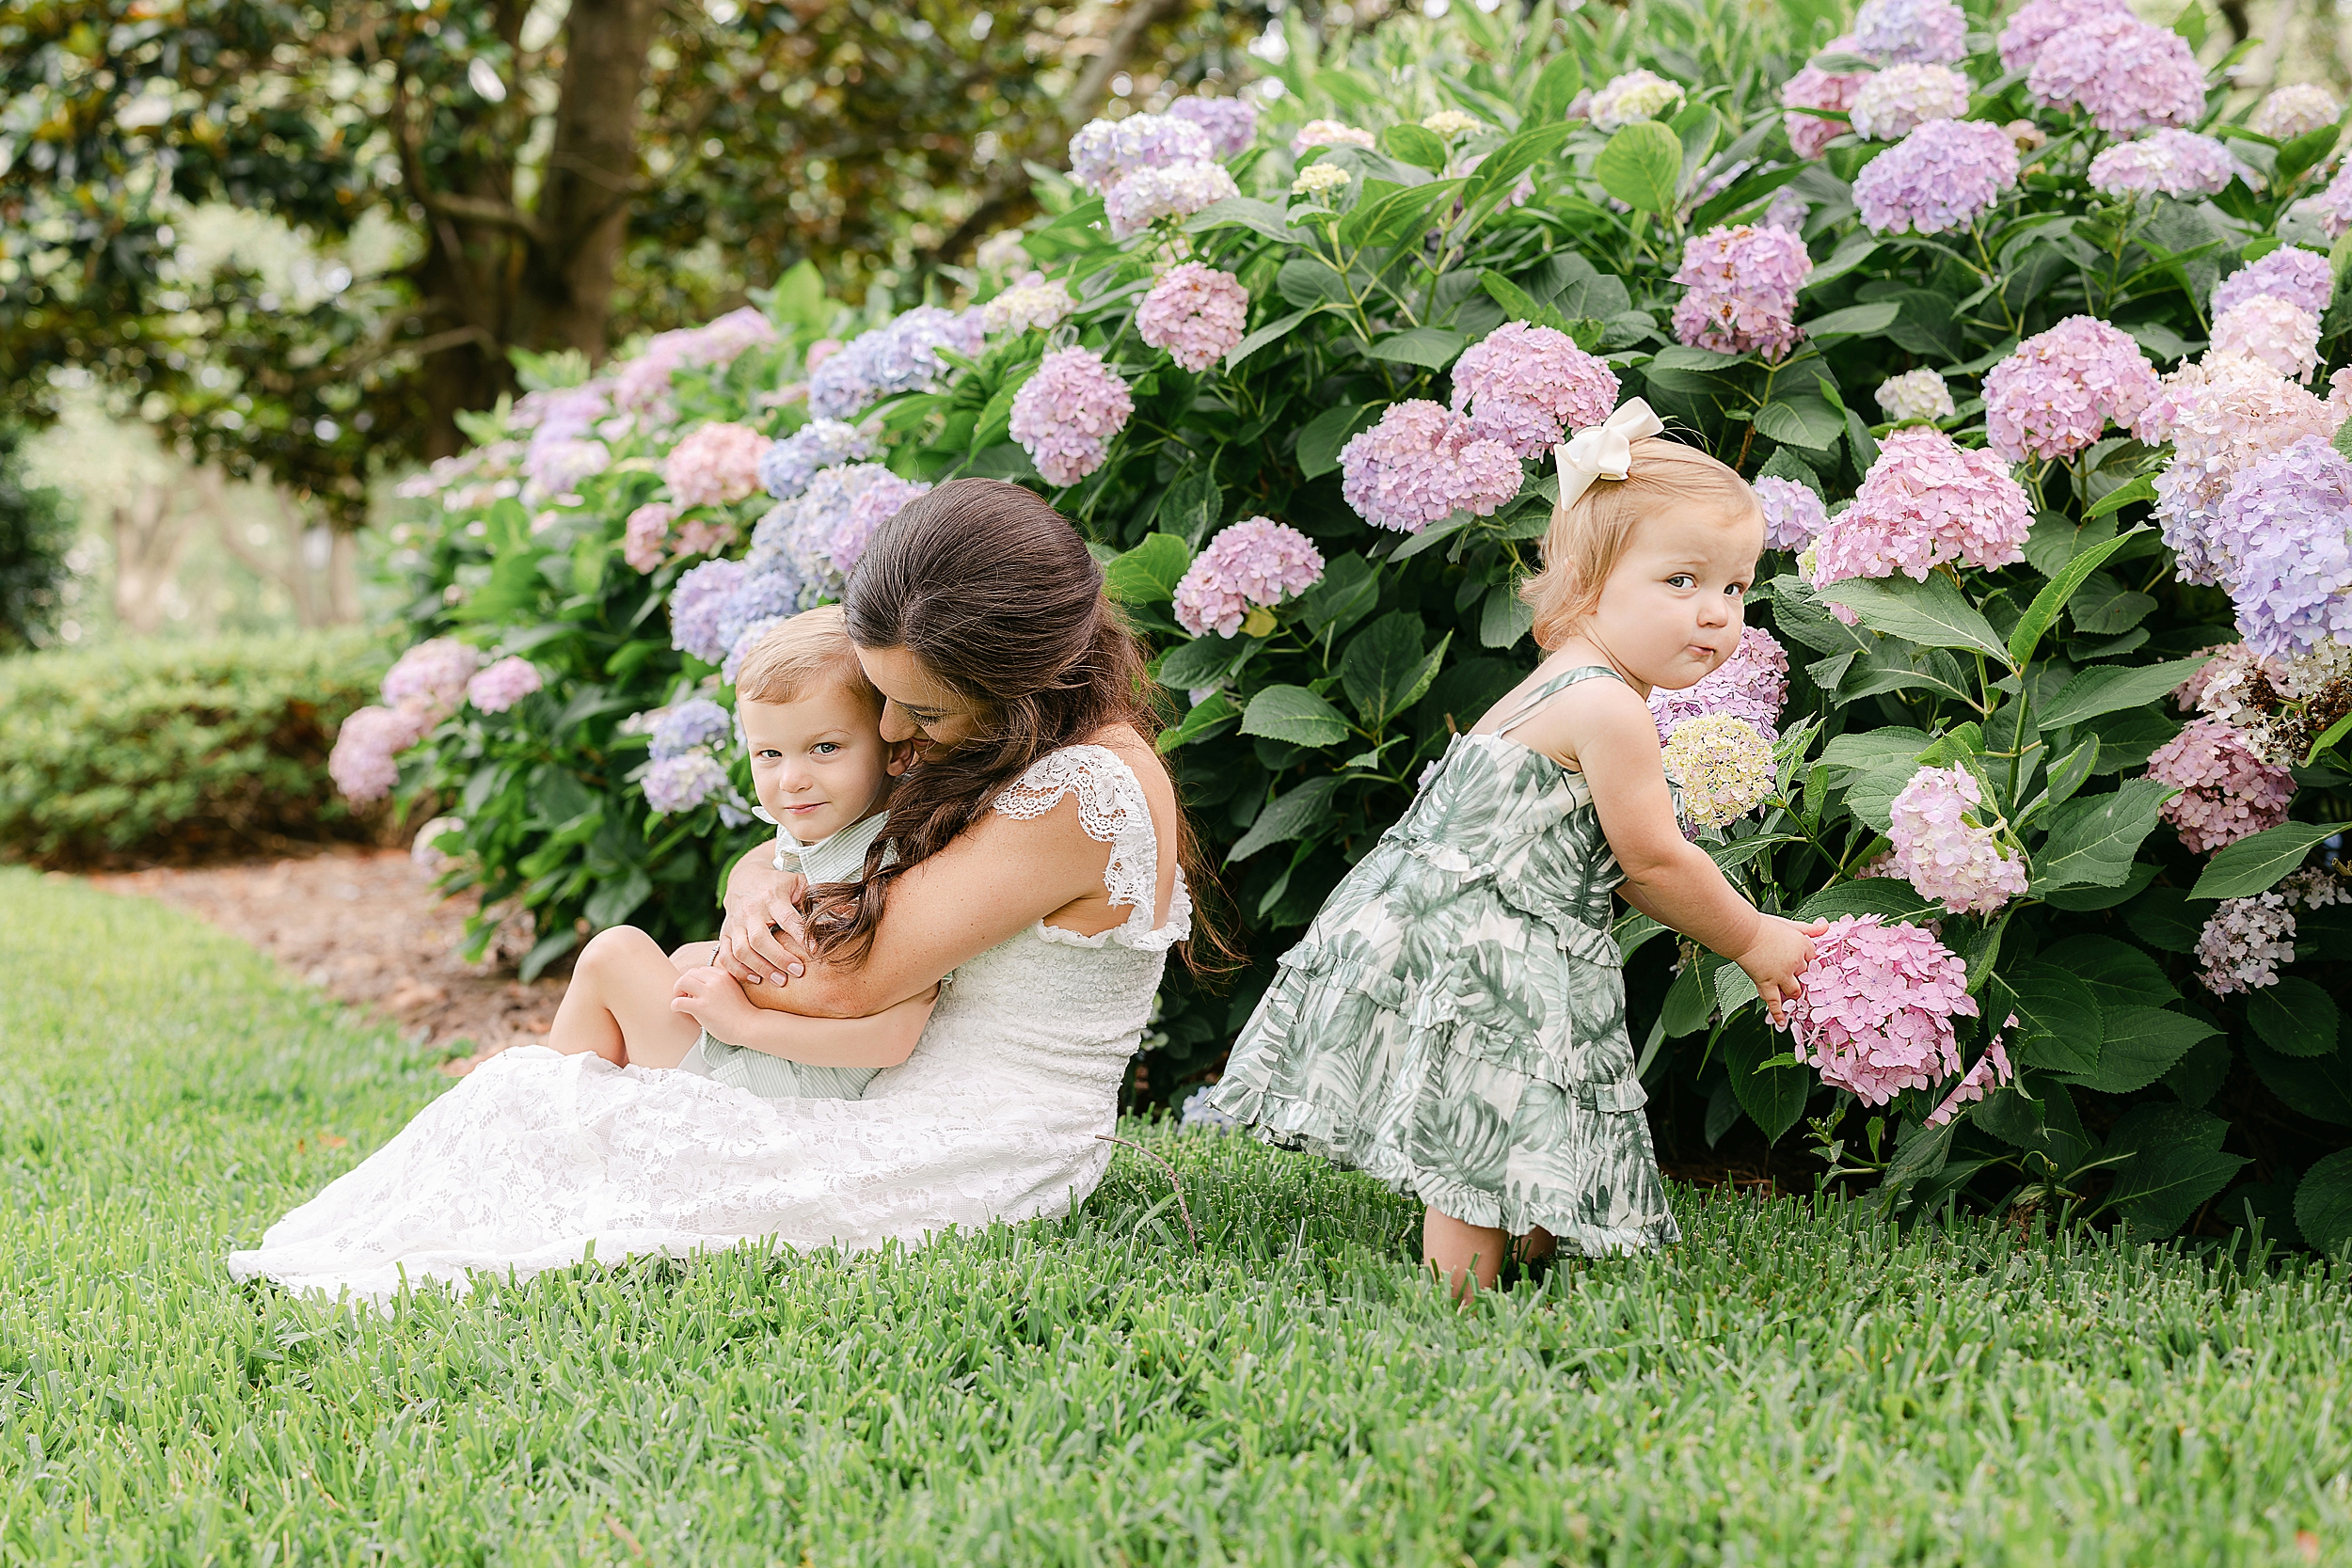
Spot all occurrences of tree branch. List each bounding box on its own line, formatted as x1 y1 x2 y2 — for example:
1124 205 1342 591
422 190 547 241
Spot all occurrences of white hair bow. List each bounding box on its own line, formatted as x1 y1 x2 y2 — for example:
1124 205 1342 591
1551 398 1665 518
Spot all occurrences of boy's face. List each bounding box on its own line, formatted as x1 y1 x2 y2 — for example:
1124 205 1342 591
739 683 906 844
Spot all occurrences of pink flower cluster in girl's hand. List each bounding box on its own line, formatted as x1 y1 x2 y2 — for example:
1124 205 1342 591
1753 476 1829 551
1650 626 1788 739
2211 295 2322 383
1851 0 1967 64
663 421 771 510
466 657 543 715
1982 315 2161 463
1661 714 1777 831
1853 119 2021 236
1926 1028 2015 1126
1780 38 1869 160
1887 765 2028 915
1670 225 1811 360
1782 915 1978 1107
2143 356 2339 585
1448 323 1621 458
2214 247 2334 321
624 502 675 573
1850 64 1973 141
1136 262 1250 373
2146 715 2296 853
2087 129 2239 198
2195 891 2296 993
2213 436 2352 658
1338 401 1521 533
1996 0 2131 72
1009 348 1135 486
1172 517 1326 638
1876 369 1956 423
1168 95 1259 159
2252 83 2343 140
1812 428 2033 584
2026 15 2207 134
1068 114 1215 193
980 272 1075 337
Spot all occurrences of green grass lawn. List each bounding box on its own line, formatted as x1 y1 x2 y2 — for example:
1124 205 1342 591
3 865 2350 1565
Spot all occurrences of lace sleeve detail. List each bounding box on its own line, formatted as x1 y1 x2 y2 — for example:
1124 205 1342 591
992 744 1193 951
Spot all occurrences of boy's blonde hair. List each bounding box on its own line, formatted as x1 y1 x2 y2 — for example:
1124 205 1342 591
733 604 882 712
1518 436 1757 649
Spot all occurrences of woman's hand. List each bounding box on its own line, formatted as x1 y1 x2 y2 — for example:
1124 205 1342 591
1736 915 1826 1028
671 965 763 1042
717 862 809 989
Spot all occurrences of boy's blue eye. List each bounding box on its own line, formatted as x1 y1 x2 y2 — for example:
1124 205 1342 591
812 742 839 755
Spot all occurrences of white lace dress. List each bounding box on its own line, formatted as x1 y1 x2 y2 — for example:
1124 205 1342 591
228 746 1190 1301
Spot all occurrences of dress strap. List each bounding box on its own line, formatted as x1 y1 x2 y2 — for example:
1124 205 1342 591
991 744 1194 951
1494 665 1626 736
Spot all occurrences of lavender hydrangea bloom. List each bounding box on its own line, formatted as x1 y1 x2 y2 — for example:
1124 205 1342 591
1068 113 1215 194
1853 119 2021 235
1851 0 1967 64
648 698 735 761
2142 355 2340 583
642 752 731 816
1780 37 1869 160
1753 475 1829 550
2212 296 2322 382
757 419 873 501
522 437 610 501
1996 0 2130 72
714 570 803 665
1814 427 2033 582
465 657 543 715
2251 83 2343 140
2308 163 2352 240
833 471 932 576
1338 401 1521 533
776 463 910 597
515 382 610 444
670 557 747 664
1137 263 1250 373
1670 224 1811 360
1168 96 1259 160
612 308 778 414
2087 129 2238 198
2197 893 2297 993
1850 64 1973 141
1876 369 1956 423
1172 518 1326 638
2214 247 2334 320
1983 315 2161 464
2216 436 2352 659
1448 323 1621 458
1650 626 1789 738
808 307 986 421
1009 348 1135 485
2027 16 2206 134
722 615 794 687
1103 162 1240 241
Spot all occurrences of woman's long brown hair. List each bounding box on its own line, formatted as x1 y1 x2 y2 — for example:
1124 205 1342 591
803 478 1224 972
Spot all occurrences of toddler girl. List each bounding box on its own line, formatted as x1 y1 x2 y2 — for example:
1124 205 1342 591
1209 401 1820 1295
544 606 931 1087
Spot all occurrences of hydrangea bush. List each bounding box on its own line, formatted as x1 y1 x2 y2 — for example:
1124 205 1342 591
374 0 2352 1243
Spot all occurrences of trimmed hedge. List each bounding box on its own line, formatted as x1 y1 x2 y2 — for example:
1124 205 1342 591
0 630 391 865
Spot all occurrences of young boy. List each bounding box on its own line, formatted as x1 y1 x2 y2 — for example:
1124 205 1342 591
543 606 929 1089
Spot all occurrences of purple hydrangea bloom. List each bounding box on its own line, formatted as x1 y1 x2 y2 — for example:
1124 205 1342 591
515 382 610 444
1103 162 1241 241
2214 247 2334 320
1850 64 1974 142
1136 263 1251 373
465 657 543 715
522 437 610 500
1670 224 1811 360
1753 475 1829 550
1068 113 1216 194
1449 322 1622 458
2215 436 2352 658
1781 37 1869 160
2307 162 2352 240
648 698 735 761
722 615 794 687
2027 15 2207 135
1996 0 2131 72
1851 0 1967 64
1338 401 1522 534
2142 355 2341 584
808 307 986 422
2087 129 2238 198
833 470 932 577
1168 96 1259 160
1982 315 2161 464
1172 517 1326 638
670 557 747 664
1010 348 1136 486
642 752 732 816
1853 119 2021 235
758 419 872 501
1649 626 1789 738
714 570 803 665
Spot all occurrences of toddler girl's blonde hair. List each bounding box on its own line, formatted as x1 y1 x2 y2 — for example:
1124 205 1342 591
1518 436 1757 649
734 604 883 712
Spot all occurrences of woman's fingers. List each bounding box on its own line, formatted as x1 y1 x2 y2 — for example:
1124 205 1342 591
734 918 803 983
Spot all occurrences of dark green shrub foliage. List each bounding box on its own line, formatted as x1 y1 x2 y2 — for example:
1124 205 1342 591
0 425 72 653
0 630 390 865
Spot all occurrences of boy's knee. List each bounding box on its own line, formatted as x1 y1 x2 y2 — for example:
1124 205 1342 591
669 940 720 972
580 926 656 971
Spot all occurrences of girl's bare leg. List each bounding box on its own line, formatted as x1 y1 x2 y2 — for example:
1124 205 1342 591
1422 1208 1511 1300
547 927 704 1069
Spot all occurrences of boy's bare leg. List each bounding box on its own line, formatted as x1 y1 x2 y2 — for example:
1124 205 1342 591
669 940 720 974
547 927 704 1069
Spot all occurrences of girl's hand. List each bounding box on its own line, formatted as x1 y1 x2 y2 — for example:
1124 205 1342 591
671 965 761 1040
717 865 809 988
1736 916 1826 1028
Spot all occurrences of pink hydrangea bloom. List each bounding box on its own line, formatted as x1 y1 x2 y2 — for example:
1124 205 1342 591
1781 915 1979 1108
1669 224 1812 361
2142 355 2339 585
1289 119 1376 155
2174 641 2279 714
2087 129 2239 198
1876 369 1956 423
663 421 771 510
2147 716 2297 853
1650 626 1789 738
612 308 778 414
2214 248 2334 320
2306 163 2352 240
1172 517 1327 638
1996 0 2131 72
624 502 675 574
1337 401 1522 533
1850 64 1973 141
1587 70 1686 132
1926 1029 2015 1126
328 705 430 804
1982 315 2161 464
672 515 737 560
382 638 481 725
2196 892 2296 993
1888 765 2029 915
1781 38 1870 160
804 339 842 371
1068 113 1215 194
466 657 544 715
1104 162 1241 241
1852 0 1967 64
1136 262 1251 373
1448 323 1621 458
2027 16 2207 134
1813 428 2033 583
1754 475 1830 550
1168 96 1259 159
2211 295 2322 382
1661 714 1777 831
2215 436 2352 659
1853 119 2021 235
1009 348 1135 486
2251 83 2343 140
980 273 1075 336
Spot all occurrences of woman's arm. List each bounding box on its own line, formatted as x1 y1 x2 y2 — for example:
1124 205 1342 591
672 967 938 1069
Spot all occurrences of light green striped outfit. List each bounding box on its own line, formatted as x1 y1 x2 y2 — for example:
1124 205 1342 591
678 809 890 1100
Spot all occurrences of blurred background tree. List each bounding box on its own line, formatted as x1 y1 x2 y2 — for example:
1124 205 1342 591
0 426 72 652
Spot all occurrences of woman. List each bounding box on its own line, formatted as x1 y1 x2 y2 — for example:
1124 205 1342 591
230 480 1197 1300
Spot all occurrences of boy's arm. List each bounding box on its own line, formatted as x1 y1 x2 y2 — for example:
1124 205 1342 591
673 967 937 1069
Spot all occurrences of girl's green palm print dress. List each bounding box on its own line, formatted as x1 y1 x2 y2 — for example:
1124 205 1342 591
1210 665 1680 1252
